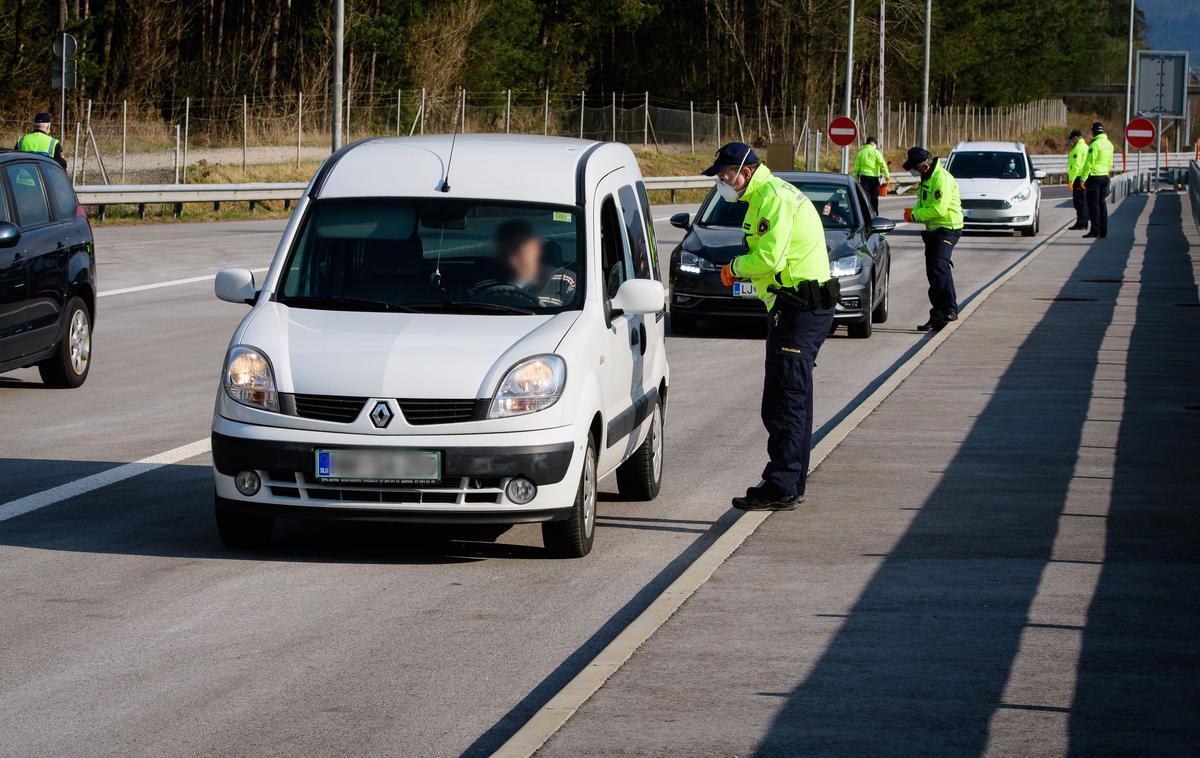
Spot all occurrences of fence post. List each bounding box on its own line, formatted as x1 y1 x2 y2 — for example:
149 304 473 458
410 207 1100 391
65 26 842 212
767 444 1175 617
420 88 426 134
643 91 649 149
242 94 248 171
121 100 127 183
72 121 81 184
734 102 744 142
396 89 401 136
579 91 585 139
80 100 92 184
716 100 721 146
612 92 617 142
763 104 773 142
792 105 797 147
506 89 512 134
182 96 190 183
297 91 303 168
689 100 695 153
174 124 181 184
544 88 549 135
460 88 467 132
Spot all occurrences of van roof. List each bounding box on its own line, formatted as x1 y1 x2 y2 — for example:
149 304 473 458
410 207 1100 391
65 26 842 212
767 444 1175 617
314 134 630 206
950 141 1026 153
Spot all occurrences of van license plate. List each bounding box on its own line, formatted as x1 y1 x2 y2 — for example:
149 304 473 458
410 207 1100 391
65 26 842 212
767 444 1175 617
315 449 441 484
733 282 757 298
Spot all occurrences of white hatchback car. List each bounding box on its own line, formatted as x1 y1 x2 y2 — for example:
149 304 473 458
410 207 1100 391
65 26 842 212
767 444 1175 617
945 141 1045 236
210 135 669 557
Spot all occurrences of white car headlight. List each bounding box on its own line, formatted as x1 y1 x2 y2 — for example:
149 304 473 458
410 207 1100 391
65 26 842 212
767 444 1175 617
830 256 863 277
224 345 279 412
1010 187 1032 204
679 251 722 274
489 355 566 418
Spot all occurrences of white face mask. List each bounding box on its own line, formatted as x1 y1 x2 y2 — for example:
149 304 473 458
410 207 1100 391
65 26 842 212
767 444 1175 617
715 148 752 202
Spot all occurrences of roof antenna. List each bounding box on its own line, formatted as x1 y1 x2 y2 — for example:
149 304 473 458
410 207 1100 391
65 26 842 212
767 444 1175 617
441 89 462 193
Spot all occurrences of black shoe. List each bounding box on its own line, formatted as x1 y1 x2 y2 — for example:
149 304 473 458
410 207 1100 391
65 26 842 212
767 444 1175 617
1082 231 1099 238
1068 223 1088 230
947 314 959 322
732 491 803 511
916 321 946 332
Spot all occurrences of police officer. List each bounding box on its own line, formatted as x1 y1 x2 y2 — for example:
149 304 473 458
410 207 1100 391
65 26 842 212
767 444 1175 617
852 135 889 213
15 112 67 169
1081 122 1113 239
702 142 836 511
1067 129 1090 230
902 146 963 332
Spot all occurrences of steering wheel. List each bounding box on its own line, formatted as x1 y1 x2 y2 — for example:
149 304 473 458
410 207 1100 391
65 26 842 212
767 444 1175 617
471 281 541 305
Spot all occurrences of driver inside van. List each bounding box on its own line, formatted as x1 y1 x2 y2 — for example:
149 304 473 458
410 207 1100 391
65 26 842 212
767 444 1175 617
472 219 576 307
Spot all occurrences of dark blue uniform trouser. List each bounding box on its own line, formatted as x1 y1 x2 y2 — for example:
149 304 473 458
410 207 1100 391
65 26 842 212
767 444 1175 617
760 304 835 498
922 228 960 326
1085 175 1109 237
1071 180 1089 226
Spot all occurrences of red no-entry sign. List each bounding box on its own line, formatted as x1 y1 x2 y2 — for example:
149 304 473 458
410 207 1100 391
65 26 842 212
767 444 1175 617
828 116 858 147
1125 118 1155 150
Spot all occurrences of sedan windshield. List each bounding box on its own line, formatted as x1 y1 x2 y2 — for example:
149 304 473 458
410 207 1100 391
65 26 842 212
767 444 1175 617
946 151 1027 179
278 199 582 314
699 181 856 230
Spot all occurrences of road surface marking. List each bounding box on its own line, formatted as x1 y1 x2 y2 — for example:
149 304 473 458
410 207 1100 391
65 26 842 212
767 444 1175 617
491 218 1076 757
99 268 269 298
0 438 211 523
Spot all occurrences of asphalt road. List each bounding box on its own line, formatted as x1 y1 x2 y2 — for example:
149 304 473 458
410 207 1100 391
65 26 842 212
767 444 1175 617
0 189 1074 756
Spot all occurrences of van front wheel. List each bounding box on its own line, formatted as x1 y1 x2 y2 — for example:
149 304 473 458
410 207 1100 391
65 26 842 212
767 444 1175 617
542 436 597 558
616 398 664 501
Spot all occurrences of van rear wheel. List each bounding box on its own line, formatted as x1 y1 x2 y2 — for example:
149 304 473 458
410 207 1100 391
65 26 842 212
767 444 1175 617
542 436 597 558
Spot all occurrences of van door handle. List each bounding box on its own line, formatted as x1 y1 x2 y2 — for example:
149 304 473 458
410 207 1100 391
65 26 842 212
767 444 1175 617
639 323 648 355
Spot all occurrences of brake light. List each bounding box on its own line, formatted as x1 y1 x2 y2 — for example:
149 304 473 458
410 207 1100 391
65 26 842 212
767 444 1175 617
75 202 93 237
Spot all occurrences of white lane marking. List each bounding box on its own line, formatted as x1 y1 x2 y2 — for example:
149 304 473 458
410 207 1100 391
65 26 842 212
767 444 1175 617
491 217 1077 757
99 268 269 298
0 438 211 523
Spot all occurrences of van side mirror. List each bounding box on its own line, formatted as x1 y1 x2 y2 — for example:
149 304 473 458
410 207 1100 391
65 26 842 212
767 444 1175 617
869 217 896 234
669 212 691 230
215 268 257 305
0 221 20 248
1033 169 1046 181
609 279 666 318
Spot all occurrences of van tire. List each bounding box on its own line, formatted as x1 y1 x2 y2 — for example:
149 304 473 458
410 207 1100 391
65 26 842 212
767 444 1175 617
542 436 597 558
38 297 91 388
215 494 274 549
616 398 664 501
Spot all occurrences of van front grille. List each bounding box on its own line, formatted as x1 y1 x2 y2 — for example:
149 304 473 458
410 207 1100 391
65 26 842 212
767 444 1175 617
398 399 485 425
291 393 367 423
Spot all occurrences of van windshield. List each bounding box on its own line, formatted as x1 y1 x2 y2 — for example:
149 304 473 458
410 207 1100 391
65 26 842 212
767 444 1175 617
277 199 583 314
946 151 1027 179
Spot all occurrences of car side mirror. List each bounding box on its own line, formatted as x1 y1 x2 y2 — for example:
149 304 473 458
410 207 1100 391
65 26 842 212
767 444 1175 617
0 221 20 248
869 217 896 235
609 279 666 318
1033 169 1046 181
215 268 257 305
670 212 691 230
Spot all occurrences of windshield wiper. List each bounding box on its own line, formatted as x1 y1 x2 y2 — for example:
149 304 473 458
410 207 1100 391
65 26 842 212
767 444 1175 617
405 301 537 315
279 296 418 313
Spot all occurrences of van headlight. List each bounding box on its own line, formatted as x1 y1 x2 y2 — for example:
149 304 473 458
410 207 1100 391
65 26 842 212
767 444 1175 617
489 355 566 418
1010 187 1032 203
224 345 279 412
830 256 863 277
679 251 722 274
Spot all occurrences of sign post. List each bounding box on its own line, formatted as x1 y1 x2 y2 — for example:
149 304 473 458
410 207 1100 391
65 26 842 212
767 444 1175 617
1126 117 1155 189
1134 50 1189 193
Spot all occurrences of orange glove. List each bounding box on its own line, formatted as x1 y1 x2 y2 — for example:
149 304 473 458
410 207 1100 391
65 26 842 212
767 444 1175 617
720 264 737 287
903 207 914 223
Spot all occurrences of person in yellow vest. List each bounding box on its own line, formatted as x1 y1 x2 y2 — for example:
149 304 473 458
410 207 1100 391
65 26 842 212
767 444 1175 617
902 146 963 332
15 112 67 169
1066 129 1090 230
852 135 889 213
1081 122 1113 239
703 142 838 511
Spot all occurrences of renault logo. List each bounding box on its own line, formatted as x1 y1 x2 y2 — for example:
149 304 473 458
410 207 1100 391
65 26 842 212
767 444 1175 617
369 401 393 428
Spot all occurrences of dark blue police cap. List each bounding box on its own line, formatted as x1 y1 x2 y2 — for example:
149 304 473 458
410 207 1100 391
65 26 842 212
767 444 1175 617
702 142 758 176
902 146 931 171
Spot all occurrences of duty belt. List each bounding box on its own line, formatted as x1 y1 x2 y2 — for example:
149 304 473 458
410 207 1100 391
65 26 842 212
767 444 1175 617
767 277 840 311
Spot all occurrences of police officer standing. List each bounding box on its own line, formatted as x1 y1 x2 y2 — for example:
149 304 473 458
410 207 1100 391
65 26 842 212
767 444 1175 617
702 142 837 511
1067 129 1090 230
852 135 889 213
902 146 963 332
1081 122 1113 239
15 112 67 169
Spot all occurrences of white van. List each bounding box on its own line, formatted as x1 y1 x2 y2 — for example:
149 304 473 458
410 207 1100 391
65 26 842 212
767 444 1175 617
210 135 669 557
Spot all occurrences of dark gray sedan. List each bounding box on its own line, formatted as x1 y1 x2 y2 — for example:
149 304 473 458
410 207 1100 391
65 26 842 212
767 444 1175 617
667 171 895 338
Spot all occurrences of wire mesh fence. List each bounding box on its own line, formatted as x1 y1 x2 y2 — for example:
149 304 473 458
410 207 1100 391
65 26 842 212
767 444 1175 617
5 91 1068 185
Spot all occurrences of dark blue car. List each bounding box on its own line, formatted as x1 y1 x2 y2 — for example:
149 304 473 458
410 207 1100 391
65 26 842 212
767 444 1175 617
0 150 95 387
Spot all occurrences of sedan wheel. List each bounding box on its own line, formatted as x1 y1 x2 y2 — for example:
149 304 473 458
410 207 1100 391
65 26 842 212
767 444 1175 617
38 296 92 388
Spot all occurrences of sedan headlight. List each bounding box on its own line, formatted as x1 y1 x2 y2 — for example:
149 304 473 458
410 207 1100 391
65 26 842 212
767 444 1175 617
1010 186 1032 204
489 355 566 418
829 256 863 277
679 251 722 275
224 345 279 412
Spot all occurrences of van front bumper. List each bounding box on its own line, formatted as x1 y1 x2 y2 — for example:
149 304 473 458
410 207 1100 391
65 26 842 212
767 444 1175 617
211 415 582 523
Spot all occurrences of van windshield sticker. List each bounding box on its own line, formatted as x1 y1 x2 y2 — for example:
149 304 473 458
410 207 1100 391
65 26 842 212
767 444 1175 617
553 211 573 223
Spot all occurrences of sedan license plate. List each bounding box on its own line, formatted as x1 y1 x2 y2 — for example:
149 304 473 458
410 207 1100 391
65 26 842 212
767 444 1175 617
733 282 758 298
315 449 441 484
